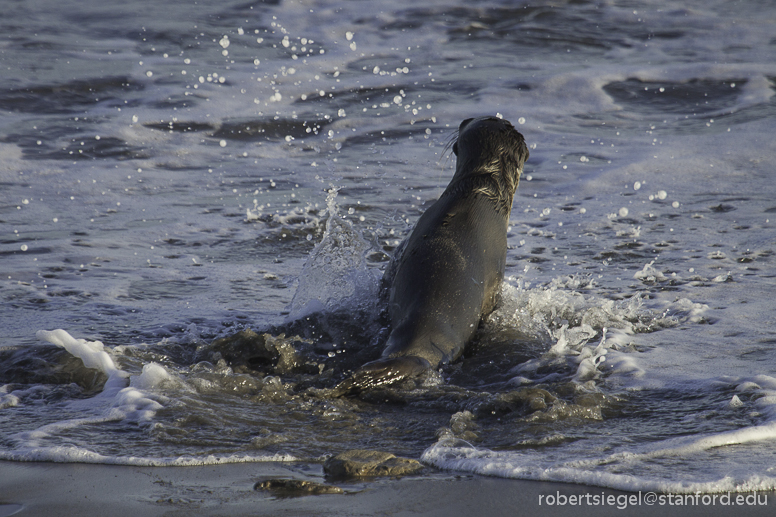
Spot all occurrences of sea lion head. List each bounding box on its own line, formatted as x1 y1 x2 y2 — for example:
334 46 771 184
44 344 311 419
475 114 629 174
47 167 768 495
449 116 529 216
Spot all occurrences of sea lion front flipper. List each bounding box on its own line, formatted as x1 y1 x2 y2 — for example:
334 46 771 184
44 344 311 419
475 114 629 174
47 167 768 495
333 356 432 396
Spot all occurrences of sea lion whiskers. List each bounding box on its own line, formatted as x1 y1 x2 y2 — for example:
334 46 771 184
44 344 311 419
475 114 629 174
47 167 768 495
435 128 460 185
442 128 459 157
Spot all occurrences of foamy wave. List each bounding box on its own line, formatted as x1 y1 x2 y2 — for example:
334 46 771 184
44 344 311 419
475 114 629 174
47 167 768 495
424 373 776 493
490 277 688 388
13 330 172 450
422 428 776 494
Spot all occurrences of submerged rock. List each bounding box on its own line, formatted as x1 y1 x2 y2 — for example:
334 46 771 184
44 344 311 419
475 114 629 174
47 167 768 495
323 449 424 478
203 329 320 375
254 478 343 496
435 410 480 442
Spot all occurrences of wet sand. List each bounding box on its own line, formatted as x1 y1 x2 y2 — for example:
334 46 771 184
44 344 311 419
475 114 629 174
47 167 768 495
0 460 772 516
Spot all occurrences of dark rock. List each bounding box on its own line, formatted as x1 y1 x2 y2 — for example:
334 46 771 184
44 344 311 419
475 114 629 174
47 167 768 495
203 329 319 375
323 449 424 478
254 478 343 496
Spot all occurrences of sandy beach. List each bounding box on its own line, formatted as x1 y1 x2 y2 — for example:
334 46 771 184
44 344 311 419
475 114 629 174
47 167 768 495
1 460 772 516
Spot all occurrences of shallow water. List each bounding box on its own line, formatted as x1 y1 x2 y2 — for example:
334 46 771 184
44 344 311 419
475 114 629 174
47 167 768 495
2 0 776 493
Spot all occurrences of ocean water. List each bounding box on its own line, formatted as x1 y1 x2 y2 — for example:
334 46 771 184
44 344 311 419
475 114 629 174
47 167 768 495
2 0 776 494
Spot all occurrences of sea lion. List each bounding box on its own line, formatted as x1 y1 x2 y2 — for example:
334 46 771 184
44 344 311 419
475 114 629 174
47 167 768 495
337 116 529 393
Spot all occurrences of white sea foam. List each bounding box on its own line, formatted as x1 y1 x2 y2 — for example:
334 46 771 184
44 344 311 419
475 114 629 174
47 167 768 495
0 387 20 410
423 422 776 493
12 331 168 450
5 330 300 466
423 445 776 494
423 368 776 493
490 278 683 389
36 330 129 396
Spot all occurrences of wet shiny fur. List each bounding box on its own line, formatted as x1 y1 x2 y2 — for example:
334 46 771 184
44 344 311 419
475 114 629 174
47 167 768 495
337 117 529 393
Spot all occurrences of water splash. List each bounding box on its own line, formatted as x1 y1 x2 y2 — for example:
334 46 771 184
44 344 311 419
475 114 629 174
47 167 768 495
287 187 380 320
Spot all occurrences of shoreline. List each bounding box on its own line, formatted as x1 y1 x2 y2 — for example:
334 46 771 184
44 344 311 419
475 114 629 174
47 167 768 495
1 460 773 516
